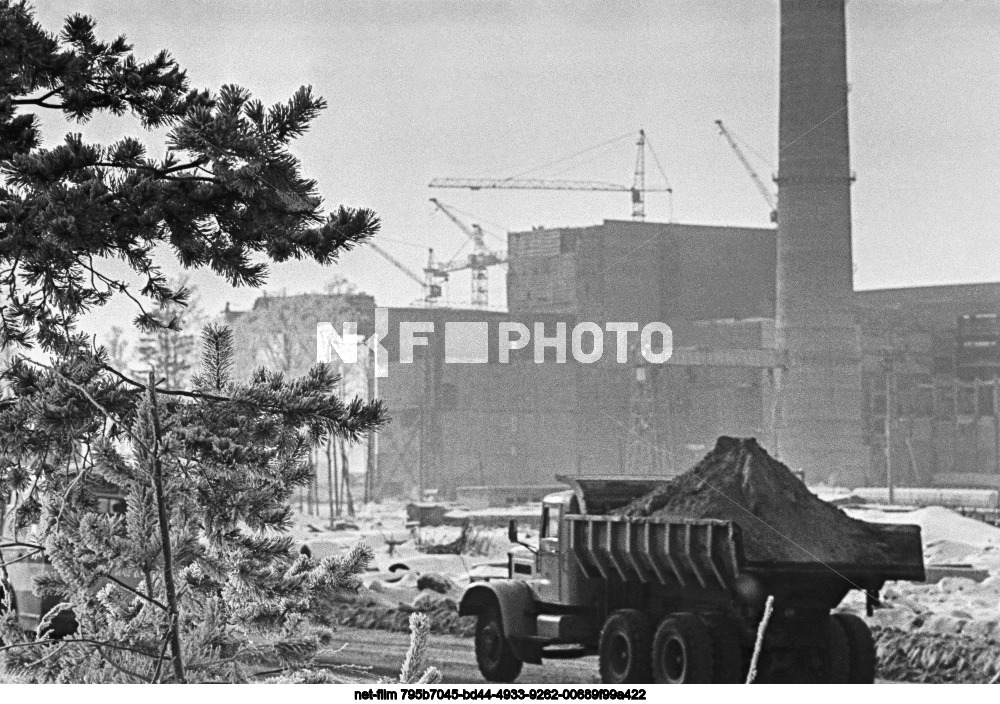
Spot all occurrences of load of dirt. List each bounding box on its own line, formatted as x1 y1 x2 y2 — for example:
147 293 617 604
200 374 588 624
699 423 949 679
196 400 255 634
615 436 909 565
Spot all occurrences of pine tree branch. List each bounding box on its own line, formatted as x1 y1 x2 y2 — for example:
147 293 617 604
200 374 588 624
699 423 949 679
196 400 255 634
10 88 63 105
40 362 155 458
0 637 159 659
0 548 43 569
95 644 155 683
9 98 62 108
0 542 44 550
158 174 217 183
23 641 69 668
77 263 152 321
90 159 211 178
104 362 362 422
102 574 167 612
151 614 175 684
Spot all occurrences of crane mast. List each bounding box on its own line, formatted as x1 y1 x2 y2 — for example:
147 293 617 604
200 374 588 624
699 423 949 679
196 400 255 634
367 241 447 306
715 119 778 224
632 129 646 219
430 198 505 308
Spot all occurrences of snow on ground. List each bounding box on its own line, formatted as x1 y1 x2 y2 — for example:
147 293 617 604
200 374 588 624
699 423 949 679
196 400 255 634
845 505 1000 570
833 504 1000 641
291 496 1000 646
286 500 513 611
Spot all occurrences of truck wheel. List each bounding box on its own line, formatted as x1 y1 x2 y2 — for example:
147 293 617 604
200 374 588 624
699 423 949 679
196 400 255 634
475 606 523 683
651 614 714 683
598 609 653 684
833 613 877 683
819 616 851 683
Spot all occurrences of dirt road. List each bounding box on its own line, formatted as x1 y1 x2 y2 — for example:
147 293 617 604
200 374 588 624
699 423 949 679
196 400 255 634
316 626 600 684
316 625 898 684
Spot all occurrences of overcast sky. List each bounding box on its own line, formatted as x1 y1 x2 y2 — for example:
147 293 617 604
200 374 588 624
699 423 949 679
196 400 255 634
30 0 1000 341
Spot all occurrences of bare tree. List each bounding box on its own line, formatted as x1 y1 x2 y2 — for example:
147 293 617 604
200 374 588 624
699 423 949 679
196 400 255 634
135 275 205 389
103 325 132 371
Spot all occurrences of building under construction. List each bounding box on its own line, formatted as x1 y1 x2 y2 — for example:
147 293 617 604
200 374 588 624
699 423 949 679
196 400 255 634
229 0 1000 496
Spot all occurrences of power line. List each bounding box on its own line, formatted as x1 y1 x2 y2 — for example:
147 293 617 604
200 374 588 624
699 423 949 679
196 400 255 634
501 130 635 181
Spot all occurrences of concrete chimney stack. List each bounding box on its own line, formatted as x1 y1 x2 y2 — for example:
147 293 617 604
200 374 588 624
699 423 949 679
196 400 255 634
775 0 866 484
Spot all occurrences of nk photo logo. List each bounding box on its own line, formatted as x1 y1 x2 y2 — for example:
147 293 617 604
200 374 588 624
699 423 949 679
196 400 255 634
317 307 672 378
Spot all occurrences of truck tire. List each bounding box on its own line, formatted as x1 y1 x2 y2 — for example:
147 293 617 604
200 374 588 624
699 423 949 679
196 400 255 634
475 606 523 683
651 614 714 683
833 613 877 683
819 616 851 683
598 609 653 684
706 618 744 683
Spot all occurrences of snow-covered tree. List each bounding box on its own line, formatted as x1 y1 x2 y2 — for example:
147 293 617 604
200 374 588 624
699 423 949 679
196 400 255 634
0 326 384 682
0 0 387 683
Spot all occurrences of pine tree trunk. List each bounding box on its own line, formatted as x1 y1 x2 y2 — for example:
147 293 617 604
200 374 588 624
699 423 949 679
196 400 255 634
146 372 186 684
332 437 341 516
340 435 355 517
307 458 314 516
314 457 320 517
313 447 321 520
326 440 335 529
0 503 10 585
366 350 378 504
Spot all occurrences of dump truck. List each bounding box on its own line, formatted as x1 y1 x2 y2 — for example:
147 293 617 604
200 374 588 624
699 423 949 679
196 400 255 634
459 475 925 684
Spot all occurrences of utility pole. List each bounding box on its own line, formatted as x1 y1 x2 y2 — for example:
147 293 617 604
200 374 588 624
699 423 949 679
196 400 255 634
770 366 782 460
974 378 982 473
419 351 426 499
366 344 378 503
994 374 999 477
884 357 895 504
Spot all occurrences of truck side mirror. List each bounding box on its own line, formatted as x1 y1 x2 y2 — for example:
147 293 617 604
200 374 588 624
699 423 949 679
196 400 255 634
508 519 518 543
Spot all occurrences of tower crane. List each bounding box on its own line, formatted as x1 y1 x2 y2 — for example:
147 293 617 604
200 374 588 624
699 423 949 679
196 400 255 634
429 198 506 308
367 242 448 306
715 119 778 224
429 130 671 221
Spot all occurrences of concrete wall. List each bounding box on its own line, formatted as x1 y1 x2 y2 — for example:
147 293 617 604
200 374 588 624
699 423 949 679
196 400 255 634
221 272 1000 495
508 220 776 327
376 308 579 496
507 227 579 314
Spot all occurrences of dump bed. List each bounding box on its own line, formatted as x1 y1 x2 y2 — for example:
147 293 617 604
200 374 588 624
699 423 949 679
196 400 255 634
566 513 925 586
566 514 744 591
558 475 926 600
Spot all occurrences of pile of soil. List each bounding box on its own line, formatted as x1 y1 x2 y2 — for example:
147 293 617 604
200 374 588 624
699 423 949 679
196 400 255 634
615 436 904 565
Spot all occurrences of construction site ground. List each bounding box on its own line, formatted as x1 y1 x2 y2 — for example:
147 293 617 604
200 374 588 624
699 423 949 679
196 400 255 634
295 494 1000 684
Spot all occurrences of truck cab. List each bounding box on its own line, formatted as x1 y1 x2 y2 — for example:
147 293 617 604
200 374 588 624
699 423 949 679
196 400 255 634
508 491 579 604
